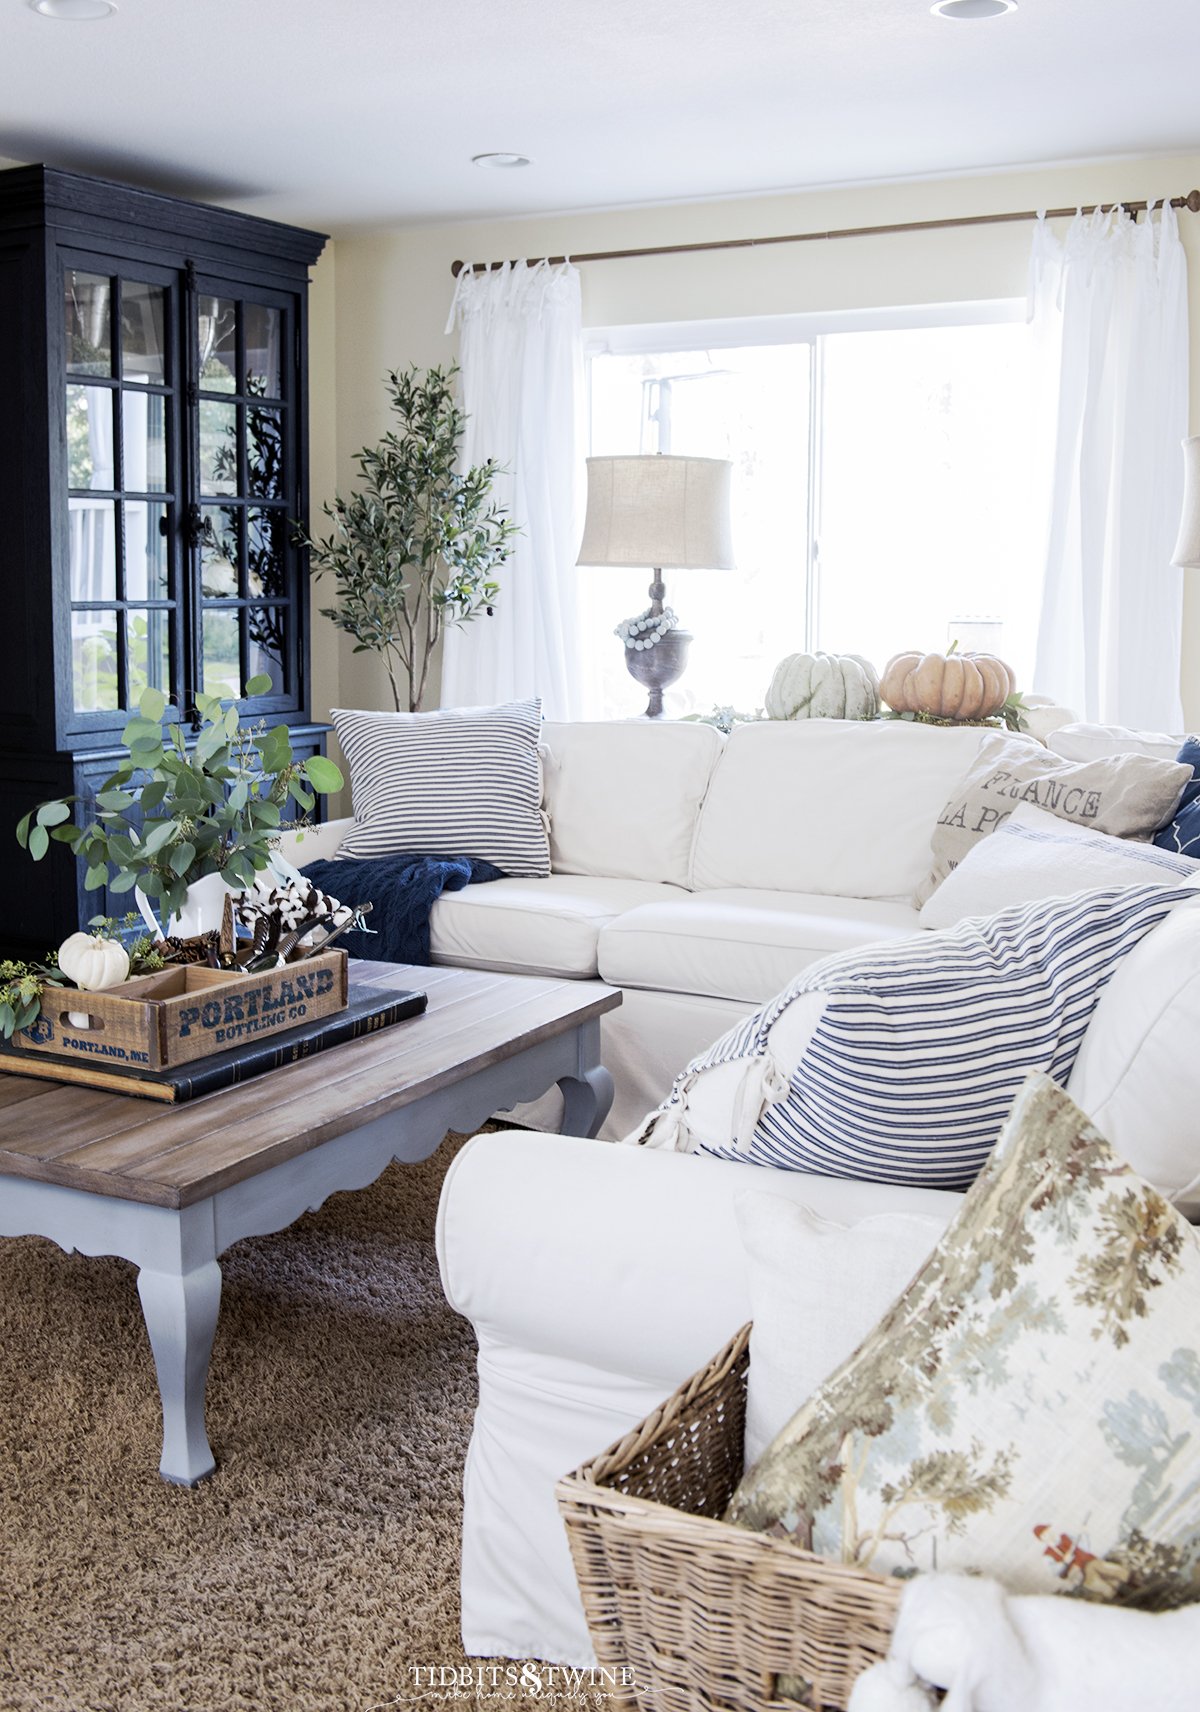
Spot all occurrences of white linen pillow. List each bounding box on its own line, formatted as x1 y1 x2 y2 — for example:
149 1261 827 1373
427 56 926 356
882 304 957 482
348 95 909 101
734 1191 948 1466
331 699 550 876
1068 904 1200 1219
919 803 1200 928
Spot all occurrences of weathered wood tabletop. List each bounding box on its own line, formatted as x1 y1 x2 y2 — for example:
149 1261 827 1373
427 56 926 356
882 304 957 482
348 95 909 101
0 961 621 1210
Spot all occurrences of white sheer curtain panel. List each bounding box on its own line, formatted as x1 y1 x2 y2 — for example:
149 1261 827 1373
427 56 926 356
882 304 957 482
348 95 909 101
441 260 588 719
1030 203 1189 732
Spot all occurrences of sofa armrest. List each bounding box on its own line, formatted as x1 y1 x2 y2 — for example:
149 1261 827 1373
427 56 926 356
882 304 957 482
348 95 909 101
436 1129 962 1388
277 815 354 868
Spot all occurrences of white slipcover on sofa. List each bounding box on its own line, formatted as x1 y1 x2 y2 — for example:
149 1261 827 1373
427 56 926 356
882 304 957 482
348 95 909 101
291 710 1200 1667
428 711 1198 1669
434 907 1200 1669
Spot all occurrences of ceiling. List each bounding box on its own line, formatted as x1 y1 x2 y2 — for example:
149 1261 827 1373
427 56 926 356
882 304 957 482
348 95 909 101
2 0 1199 235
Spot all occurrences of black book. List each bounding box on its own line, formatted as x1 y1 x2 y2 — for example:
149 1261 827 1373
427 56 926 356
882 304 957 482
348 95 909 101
0 981 428 1103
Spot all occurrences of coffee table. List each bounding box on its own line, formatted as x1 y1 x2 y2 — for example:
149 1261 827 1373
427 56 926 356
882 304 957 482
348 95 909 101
0 961 619 1485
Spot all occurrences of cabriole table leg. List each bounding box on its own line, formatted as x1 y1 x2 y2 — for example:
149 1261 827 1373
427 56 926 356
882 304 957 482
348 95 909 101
136 1256 223 1485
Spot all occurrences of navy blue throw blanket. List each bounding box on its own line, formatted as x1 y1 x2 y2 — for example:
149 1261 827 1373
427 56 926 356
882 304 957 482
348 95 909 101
300 853 504 966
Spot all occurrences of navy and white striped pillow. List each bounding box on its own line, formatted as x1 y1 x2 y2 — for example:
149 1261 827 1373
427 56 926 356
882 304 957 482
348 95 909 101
630 883 1198 1190
331 699 549 876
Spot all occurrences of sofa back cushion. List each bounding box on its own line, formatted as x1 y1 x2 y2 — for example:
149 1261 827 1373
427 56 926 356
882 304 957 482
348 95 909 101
1048 721 1184 762
541 719 723 888
690 719 990 898
1067 903 1200 1218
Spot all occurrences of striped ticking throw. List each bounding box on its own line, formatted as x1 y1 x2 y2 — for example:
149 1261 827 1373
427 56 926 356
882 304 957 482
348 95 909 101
629 882 1199 1190
332 699 550 877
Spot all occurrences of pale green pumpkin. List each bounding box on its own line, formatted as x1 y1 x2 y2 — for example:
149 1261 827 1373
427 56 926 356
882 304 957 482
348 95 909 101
764 651 881 721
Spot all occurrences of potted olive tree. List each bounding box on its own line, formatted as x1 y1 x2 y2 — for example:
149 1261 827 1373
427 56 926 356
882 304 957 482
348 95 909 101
300 364 517 711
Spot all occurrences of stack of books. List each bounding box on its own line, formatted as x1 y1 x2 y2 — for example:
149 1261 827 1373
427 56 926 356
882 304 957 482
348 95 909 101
0 979 427 1102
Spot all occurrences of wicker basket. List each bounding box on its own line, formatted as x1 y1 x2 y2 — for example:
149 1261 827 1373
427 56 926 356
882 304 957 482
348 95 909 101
556 1326 902 1712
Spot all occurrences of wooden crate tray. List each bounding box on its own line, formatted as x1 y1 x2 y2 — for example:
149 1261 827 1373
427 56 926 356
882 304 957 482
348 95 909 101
8 949 349 1072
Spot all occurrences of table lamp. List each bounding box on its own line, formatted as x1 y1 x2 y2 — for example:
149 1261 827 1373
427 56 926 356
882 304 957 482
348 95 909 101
1172 436 1200 569
577 454 734 718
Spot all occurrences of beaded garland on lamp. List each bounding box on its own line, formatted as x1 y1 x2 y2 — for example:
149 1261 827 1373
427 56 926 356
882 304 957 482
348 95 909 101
577 455 734 719
614 606 680 652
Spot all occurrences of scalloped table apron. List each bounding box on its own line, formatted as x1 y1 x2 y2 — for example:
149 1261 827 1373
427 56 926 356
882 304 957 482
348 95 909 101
0 961 618 1484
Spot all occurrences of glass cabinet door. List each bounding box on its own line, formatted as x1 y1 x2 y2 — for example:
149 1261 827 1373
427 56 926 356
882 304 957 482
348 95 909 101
64 263 177 721
194 284 296 708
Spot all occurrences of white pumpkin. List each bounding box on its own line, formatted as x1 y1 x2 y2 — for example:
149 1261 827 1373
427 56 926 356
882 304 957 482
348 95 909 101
57 931 130 992
765 652 881 722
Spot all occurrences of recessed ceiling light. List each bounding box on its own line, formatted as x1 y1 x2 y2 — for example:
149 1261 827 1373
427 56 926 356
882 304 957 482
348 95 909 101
931 0 1016 15
472 152 532 170
31 0 117 16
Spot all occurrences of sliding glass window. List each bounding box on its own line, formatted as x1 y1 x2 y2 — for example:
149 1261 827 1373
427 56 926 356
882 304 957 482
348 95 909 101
584 304 1037 720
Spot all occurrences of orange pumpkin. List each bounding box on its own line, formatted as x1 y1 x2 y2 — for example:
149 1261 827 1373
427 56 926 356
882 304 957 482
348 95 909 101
880 650 1016 722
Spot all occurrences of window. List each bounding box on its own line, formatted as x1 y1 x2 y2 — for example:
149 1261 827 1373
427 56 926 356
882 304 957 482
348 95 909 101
583 305 1038 720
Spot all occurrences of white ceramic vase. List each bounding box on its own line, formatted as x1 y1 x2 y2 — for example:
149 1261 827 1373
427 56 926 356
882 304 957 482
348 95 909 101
135 870 245 941
133 852 303 942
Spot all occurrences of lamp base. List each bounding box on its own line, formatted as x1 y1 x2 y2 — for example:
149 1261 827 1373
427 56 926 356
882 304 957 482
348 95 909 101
624 627 692 719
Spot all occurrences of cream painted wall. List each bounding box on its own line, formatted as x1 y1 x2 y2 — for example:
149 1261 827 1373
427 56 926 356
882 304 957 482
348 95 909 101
320 152 1200 726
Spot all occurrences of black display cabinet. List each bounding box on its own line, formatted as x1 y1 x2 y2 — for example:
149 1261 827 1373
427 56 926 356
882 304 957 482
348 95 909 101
0 165 329 950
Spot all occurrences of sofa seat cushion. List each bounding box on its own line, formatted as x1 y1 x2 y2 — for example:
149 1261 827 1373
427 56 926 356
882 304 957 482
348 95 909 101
429 876 686 979
597 889 922 1004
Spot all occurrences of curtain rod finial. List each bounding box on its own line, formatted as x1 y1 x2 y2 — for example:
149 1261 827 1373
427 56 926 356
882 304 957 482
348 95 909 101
451 259 465 278
1186 191 1200 215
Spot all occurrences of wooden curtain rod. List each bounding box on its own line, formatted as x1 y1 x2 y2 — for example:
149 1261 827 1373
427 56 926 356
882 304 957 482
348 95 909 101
449 190 1200 278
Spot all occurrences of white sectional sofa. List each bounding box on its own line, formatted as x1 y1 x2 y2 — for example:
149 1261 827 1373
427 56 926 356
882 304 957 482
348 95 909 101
291 716 1005 1136
423 711 1200 1670
290 709 1153 1666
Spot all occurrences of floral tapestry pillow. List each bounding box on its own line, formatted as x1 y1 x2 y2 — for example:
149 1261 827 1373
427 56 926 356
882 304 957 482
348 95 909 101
728 1074 1200 1607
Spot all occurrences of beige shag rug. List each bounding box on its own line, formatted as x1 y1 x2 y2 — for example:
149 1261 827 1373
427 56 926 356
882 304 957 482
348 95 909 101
0 1132 609 1712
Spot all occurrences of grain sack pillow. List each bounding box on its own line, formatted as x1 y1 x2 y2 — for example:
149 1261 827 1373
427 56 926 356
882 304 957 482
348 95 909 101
728 1074 1200 1610
918 732 1190 903
920 803 1200 929
625 882 1198 1190
331 699 550 876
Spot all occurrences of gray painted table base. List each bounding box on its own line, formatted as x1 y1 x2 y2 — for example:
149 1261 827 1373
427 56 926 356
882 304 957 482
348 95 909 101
0 973 615 1485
